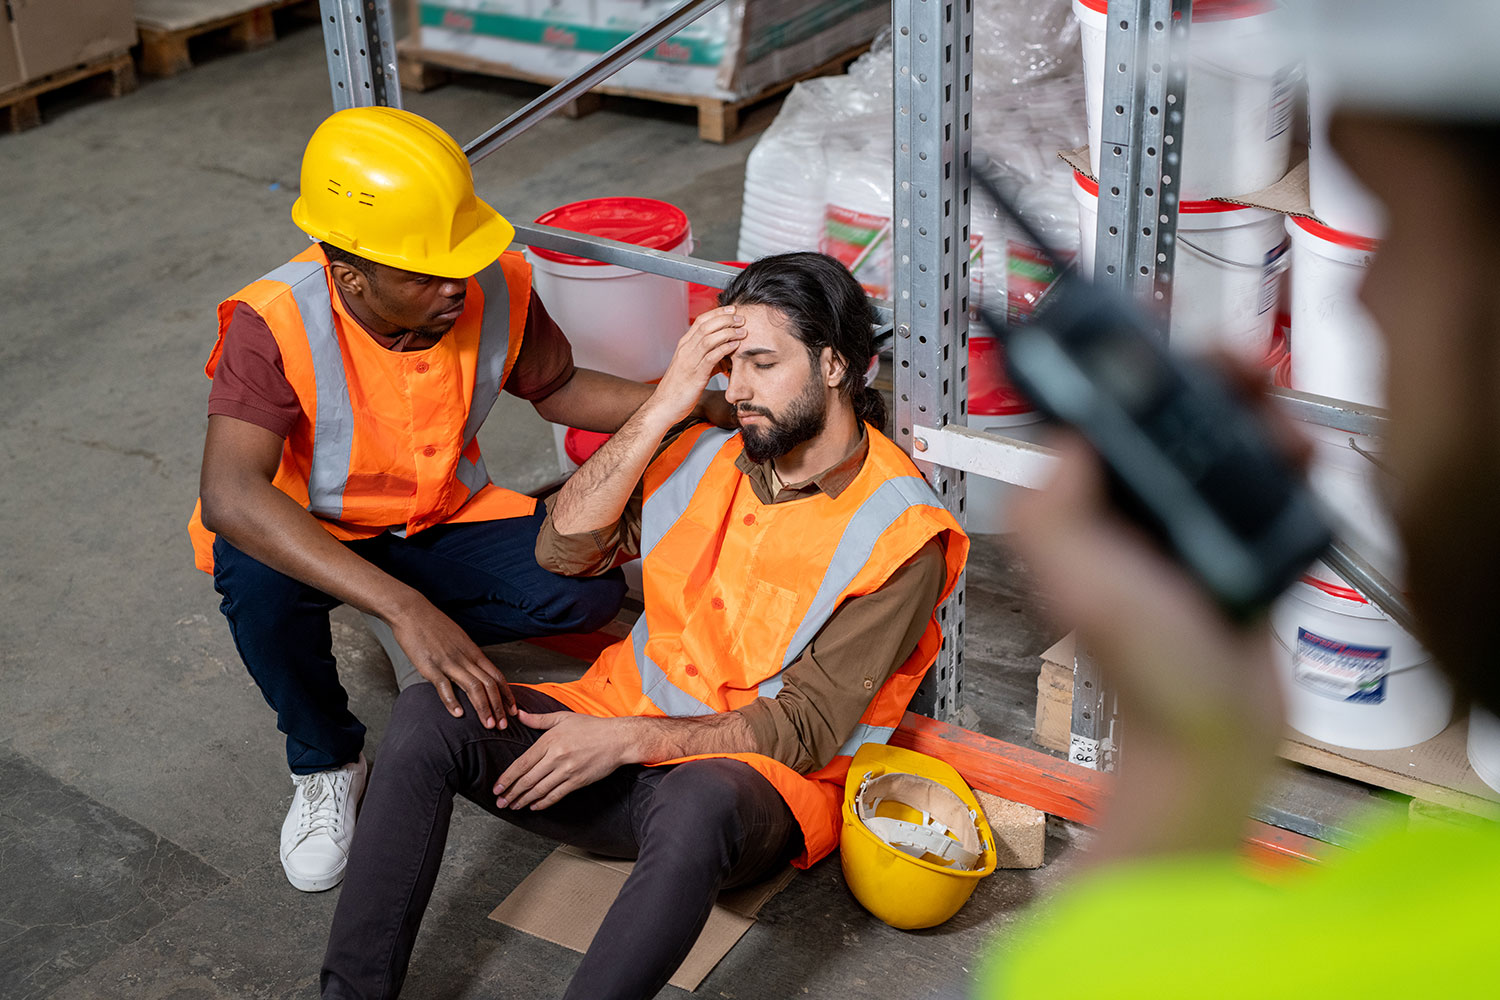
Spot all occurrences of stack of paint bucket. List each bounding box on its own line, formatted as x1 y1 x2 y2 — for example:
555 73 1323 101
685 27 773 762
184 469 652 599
1266 75 1455 751
1071 0 1295 364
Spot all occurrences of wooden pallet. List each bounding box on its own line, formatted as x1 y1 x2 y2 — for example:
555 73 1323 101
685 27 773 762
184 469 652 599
396 38 872 144
134 0 318 78
1034 634 1500 821
0 51 137 135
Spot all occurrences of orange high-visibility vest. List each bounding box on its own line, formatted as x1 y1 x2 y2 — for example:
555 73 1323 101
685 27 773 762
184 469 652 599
187 245 536 572
532 423 969 866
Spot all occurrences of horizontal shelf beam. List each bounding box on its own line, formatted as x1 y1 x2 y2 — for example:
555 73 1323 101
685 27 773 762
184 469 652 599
510 222 895 324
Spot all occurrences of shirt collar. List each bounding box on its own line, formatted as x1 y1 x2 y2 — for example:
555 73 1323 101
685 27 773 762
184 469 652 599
735 425 870 503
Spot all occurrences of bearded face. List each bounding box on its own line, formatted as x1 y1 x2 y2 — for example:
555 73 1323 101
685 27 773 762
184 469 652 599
737 352 829 464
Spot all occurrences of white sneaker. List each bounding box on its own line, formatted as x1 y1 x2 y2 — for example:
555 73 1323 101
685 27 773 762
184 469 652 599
279 753 368 892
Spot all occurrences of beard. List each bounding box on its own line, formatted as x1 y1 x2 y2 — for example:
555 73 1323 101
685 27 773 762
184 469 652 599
738 372 828 465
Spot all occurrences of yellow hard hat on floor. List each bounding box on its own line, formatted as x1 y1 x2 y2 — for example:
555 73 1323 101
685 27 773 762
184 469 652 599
290 106 514 278
840 742 996 929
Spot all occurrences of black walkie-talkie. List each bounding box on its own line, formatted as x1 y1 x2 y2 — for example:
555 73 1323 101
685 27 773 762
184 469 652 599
970 159 1331 620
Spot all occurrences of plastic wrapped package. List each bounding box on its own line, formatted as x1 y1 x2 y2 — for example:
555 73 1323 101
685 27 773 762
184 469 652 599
737 0 1086 319
972 0 1082 95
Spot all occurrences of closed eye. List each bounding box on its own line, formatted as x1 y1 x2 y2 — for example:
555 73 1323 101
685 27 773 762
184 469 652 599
754 362 775 370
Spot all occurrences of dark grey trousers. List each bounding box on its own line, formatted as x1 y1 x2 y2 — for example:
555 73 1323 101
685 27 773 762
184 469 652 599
321 684 802 1000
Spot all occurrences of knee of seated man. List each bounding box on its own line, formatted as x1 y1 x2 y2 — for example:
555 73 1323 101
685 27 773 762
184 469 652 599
380 683 476 768
533 570 627 634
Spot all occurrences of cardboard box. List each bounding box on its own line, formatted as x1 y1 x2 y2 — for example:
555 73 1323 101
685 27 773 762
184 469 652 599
490 844 795 991
411 0 884 101
5 0 136 86
1058 146 1316 222
1034 634 1074 753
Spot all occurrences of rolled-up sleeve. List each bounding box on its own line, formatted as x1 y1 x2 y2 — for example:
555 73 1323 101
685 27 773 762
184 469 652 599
736 538 948 773
533 489 643 578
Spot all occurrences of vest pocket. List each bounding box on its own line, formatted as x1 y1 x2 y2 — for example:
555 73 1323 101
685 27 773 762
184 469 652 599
728 578 801 674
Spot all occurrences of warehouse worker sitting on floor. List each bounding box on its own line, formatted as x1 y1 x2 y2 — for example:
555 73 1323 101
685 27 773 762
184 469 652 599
319 251 970 1000
189 107 730 894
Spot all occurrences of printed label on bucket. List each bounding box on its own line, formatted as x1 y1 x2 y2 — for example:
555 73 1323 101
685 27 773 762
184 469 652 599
1007 240 1070 325
821 205 892 299
1293 628 1389 704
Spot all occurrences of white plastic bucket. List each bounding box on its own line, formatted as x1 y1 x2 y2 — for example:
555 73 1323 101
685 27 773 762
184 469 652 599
1270 566 1452 750
1306 63 1388 235
1074 169 1286 360
1073 0 1295 199
964 411 1047 535
1285 215 1385 409
1303 424 1403 581
1468 707 1500 795
526 197 693 384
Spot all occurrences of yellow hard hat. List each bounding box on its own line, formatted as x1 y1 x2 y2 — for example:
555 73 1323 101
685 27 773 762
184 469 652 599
290 107 514 279
840 743 996 930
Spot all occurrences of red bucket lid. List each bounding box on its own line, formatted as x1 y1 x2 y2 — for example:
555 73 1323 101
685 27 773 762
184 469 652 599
1072 169 1241 215
1290 214 1381 252
969 335 1035 416
564 427 612 467
688 261 749 322
1299 573 1368 604
1077 0 1271 19
531 197 691 266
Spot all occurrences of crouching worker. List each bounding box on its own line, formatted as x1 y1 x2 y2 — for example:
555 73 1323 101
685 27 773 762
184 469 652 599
321 252 970 1000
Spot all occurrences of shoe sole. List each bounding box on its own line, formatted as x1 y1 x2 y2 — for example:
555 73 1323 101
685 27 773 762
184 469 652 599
282 860 347 893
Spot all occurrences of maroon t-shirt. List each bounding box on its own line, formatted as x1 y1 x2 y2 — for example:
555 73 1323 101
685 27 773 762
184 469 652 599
207 288 577 437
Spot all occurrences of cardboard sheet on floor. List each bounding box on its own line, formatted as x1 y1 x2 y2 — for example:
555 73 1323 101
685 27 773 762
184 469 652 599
489 845 796 991
1057 146 1315 221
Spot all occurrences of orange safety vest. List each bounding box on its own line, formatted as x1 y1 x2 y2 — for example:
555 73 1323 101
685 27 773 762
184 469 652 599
188 245 537 572
532 423 969 866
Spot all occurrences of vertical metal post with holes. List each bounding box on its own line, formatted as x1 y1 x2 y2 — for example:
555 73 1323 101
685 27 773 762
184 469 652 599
1068 0 1193 770
893 0 973 722
319 0 402 111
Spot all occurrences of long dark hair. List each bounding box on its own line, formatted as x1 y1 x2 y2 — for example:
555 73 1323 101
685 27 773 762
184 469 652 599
719 252 886 430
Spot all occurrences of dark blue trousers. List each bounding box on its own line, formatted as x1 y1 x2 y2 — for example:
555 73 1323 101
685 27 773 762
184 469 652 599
212 507 627 774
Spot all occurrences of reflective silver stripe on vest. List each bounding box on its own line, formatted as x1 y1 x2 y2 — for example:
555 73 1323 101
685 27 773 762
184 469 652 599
639 427 736 558
756 475 947 699
836 723 897 758
458 262 512 455
265 260 355 518
630 612 718 717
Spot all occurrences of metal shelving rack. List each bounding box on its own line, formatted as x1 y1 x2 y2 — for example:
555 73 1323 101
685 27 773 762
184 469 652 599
316 0 1415 752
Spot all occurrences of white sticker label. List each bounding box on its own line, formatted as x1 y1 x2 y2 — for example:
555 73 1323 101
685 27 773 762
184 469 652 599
1293 627 1390 704
1069 734 1102 769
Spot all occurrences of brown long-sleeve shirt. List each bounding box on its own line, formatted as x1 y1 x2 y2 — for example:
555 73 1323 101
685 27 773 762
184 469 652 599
535 425 947 775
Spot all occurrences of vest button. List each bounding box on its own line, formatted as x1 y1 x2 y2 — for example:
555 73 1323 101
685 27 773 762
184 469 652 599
415 361 430 374
863 678 874 690
684 663 699 677
711 597 725 611
422 445 437 457
742 513 755 525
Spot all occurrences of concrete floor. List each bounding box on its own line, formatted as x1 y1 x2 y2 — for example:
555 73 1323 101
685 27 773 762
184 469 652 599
0 20 1079 1000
